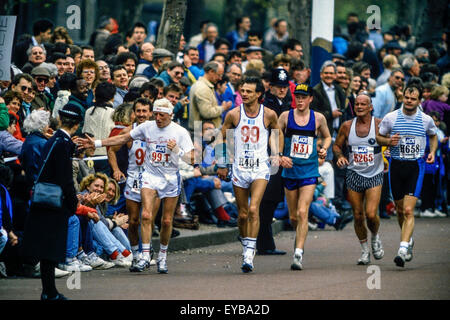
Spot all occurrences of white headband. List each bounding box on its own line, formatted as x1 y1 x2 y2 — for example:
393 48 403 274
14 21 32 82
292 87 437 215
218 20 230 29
153 106 172 114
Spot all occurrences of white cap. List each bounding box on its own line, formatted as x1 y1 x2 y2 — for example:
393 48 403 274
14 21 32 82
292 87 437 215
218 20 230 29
153 98 174 114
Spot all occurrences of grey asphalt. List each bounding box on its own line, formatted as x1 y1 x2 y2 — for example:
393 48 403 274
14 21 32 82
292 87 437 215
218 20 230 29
1 217 449 300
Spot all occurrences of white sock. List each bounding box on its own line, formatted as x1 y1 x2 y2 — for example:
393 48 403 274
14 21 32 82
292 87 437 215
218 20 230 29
131 245 140 259
371 233 379 242
360 239 369 252
142 243 151 261
246 238 256 257
241 237 248 255
294 248 303 256
158 244 168 260
399 241 409 252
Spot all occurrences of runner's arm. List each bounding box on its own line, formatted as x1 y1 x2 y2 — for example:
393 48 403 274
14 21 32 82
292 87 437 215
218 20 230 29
333 120 350 167
316 112 332 158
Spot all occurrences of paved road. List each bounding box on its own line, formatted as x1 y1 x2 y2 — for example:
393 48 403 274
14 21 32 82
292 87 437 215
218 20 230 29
1 217 449 300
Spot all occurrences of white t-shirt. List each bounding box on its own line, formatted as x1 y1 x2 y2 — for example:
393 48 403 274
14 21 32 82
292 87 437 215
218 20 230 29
130 120 194 177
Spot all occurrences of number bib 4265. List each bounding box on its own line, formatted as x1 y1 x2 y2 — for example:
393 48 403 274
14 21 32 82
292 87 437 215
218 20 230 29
399 136 420 160
150 144 170 166
290 135 313 159
352 146 374 167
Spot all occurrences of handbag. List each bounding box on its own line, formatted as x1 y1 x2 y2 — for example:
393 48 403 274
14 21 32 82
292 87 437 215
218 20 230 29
30 138 64 209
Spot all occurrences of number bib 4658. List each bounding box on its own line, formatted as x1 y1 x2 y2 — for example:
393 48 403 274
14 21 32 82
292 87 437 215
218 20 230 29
150 144 170 166
290 135 314 159
399 136 420 160
352 146 374 167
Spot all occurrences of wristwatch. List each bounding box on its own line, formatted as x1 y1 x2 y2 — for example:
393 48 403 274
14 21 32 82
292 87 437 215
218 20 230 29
278 153 283 157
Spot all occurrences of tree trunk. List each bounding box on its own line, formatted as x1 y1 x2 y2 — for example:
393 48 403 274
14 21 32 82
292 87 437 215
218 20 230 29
416 0 449 45
287 0 312 66
156 0 188 55
223 0 245 34
118 0 145 38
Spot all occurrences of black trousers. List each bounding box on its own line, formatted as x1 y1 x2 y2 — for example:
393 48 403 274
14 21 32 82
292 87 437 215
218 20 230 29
421 173 438 211
257 200 278 251
40 259 57 297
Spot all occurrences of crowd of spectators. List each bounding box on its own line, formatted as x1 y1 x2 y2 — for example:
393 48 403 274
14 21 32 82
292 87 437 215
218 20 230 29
0 12 449 278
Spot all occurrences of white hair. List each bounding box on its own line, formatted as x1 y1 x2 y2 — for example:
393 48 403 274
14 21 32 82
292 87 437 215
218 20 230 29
26 44 47 57
129 75 149 89
23 109 50 134
402 56 417 70
320 60 336 73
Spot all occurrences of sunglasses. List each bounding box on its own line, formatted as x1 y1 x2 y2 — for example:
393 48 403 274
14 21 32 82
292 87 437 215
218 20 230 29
394 76 404 81
174 71 184 76
21 85 33 92
35 77 49 84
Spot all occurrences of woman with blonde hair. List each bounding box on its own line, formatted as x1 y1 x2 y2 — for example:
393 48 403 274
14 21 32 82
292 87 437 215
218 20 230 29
78 173 132 267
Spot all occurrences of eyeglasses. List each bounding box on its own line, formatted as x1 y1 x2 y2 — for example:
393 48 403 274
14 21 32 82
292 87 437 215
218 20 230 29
21 85 33 92
82 70 95 74
35 77 49 84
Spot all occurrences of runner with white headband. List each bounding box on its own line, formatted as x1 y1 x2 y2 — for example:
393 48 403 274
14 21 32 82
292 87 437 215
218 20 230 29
78 98 194 274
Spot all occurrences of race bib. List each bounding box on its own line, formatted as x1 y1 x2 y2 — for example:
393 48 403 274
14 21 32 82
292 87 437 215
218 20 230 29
238 150 260 170
352 146 374 167
149 144 170 167
399 136 421 160
290 135 314 159
127 171 143 194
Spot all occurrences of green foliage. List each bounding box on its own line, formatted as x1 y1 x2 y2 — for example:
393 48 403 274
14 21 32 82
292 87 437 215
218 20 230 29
334 0 399 30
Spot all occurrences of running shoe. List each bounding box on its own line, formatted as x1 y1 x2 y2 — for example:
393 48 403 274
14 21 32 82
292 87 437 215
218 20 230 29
434 209 447 218
241 250 254 273
84 252 114 270
420 210 437 218
405 238 414 262
290 253 303 270
371 237 385 260
157 258 168 274
62 258 92 272
357 251 370 265
394 248 407 267
54 267 70 278
110 253 132 268
129 258 150 272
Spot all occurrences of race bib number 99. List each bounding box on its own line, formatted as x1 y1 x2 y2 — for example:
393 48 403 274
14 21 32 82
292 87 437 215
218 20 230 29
352 146 374 167
399 136 420 160
150 144 170 166
290 135 314 159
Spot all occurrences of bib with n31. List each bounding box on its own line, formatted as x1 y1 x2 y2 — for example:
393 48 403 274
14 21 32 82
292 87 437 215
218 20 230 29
399 136 420 160
352 146 374 167
290 135 313 159
150 144 170 166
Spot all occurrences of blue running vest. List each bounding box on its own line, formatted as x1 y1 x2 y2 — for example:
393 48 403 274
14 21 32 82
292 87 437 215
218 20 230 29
282 109 320 179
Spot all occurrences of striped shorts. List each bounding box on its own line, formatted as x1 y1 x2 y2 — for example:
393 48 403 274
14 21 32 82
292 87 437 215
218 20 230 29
346 170 383 193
